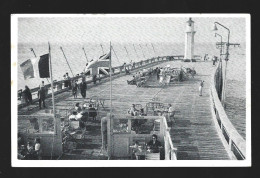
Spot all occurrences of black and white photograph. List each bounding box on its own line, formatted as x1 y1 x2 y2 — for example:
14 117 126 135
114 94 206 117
11 14 251 167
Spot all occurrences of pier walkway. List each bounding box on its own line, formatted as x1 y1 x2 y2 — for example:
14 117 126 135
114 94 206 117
18 60 230 160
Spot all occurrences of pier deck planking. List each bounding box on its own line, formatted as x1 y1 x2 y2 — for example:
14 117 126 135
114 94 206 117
18 60 230 160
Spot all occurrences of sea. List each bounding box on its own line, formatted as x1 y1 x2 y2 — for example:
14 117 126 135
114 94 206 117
17 42 246 140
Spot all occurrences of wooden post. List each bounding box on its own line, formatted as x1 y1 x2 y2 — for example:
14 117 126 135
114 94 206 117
109 42 112 122
49 42 56 159
107 114 112 159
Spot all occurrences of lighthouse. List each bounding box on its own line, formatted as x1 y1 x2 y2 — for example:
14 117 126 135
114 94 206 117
184 18 196 62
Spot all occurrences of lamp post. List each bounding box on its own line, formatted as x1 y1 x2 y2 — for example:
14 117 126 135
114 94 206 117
212 22 230 108
214 33 224 100
215 33 223 60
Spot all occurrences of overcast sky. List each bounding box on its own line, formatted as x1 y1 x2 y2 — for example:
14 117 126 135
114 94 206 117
18 16 246 44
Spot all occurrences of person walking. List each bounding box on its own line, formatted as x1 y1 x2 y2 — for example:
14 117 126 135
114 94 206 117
213 56 217 66
199 80 204 96
156 67 160 80
64 72 71 89
204 54 208 61
93 74 97 84
80 80 87 99
23 85 32 105
72 80 78 98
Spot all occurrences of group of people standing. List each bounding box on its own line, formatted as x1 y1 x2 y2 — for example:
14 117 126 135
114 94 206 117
64 72 88 99
20 71 88 110
72 79 87 99
69 102 98 129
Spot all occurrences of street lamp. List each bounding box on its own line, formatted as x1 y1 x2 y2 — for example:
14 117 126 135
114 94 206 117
215 33 223 61
212 22 230 108
212 22 230 61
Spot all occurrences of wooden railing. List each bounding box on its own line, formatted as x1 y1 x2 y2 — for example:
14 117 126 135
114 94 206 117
18 55 184 109
210 61 246 160
161 116 177 160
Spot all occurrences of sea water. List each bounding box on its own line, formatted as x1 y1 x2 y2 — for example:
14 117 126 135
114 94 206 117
17 42 246 139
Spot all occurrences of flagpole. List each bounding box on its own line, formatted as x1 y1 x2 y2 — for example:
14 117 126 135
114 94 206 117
49 42 56 160
109 42 112 116
108 41 112 160
49 42 55 116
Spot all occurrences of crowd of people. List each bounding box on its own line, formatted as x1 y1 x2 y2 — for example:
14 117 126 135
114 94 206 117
18 135 42 160
68 102 98 129
19 71 90 109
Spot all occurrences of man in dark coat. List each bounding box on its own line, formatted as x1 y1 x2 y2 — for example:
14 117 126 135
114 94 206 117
156 67 161 80
23 85 32 105
38 86 46 109
80 81 87 99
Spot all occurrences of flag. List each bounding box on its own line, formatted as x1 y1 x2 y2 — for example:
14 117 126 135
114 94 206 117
38 54 50 78
20 59 35 80
20 54 50 80
84 51 111 76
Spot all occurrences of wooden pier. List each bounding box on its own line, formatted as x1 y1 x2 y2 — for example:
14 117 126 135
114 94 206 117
18 60 231 160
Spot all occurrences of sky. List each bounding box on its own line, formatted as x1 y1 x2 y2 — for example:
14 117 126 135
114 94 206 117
18 15 247 44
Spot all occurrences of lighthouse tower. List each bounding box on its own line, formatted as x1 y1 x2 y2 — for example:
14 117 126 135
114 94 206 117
184 18 196 62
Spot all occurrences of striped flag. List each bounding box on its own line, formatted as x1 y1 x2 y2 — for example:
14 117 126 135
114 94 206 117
20 54 50 80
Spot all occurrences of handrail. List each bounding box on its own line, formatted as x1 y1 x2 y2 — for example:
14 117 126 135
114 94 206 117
17 55 183 108
210 61 246 160
161 117 177 160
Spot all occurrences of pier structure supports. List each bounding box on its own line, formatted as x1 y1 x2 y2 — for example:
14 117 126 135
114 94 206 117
184 18 196 62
